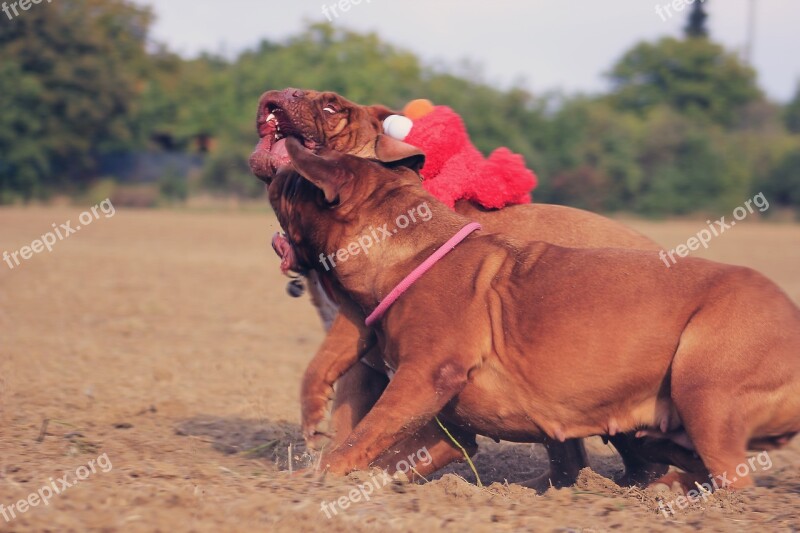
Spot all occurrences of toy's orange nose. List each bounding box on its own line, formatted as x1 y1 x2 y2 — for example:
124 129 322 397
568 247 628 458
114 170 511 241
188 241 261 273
404 99 435 120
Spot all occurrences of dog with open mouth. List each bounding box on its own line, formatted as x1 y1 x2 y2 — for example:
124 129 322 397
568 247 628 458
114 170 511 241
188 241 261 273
270 136 800 493
250 88 670 486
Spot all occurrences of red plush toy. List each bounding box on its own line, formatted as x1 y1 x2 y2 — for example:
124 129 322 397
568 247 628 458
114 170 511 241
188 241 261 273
272 99 539 297
382 99 537 209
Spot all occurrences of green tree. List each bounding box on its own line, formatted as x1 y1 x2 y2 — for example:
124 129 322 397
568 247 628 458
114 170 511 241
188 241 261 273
0 0 153 200
536 99 643 211
3 15 797 214
785 82 800 134
685 0 709 38
634 106 750 214
759 150 800 208
608 37 761 126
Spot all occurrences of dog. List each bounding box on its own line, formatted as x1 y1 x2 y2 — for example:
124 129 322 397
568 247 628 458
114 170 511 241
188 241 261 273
250 88 667 486
270 136 800 493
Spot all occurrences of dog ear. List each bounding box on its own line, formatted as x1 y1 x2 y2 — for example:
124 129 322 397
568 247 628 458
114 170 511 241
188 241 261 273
366 105 399 122
285 138 350 203
374 134 426 172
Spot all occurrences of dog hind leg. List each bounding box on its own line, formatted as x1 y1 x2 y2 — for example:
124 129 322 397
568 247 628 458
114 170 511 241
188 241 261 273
372 420 477 480
610 433 670 486
329 362 389 449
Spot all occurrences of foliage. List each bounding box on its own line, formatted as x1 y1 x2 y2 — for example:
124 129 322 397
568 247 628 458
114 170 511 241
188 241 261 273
685 1 709 39
786 82 800 134
0 0 153 198
759 149 800 207
1 2 799 214
158 167 189 203
607 37 761 127
200 141 265 198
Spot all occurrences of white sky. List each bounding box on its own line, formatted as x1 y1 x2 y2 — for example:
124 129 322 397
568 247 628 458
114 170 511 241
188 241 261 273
133 0 800 102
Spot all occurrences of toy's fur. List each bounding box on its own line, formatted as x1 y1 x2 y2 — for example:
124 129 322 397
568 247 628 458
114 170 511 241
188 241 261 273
404 106 537 209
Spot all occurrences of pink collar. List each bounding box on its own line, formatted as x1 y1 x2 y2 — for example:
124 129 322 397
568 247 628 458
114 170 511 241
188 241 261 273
365 222 482 327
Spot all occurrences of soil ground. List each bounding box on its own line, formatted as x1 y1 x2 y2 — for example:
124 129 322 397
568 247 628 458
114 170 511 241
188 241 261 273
1 207 799 532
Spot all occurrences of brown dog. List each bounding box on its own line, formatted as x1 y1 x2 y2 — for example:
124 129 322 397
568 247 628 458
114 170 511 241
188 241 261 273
271 136 800 492
251 88 667 486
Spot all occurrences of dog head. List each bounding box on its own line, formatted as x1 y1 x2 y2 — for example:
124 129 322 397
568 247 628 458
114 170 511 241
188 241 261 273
267 136 425 273
249 88 403 182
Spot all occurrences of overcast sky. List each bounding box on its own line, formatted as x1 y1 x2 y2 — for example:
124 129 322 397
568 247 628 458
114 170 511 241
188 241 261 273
133 0 799 102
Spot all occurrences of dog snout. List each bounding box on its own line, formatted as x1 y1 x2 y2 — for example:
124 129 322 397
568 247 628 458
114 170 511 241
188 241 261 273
287 88 305 100
261 88 305 108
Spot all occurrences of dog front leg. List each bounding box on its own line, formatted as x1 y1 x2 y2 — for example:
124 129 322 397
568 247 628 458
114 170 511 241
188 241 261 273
329 355 389 448
522 438 589 490
320 362 469 475
301 305 375 448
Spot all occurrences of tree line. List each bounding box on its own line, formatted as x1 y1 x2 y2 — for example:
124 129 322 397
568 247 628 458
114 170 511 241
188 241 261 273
1 0 799 215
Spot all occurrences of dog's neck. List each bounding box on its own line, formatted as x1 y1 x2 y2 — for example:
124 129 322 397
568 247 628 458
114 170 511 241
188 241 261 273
319 188 472 314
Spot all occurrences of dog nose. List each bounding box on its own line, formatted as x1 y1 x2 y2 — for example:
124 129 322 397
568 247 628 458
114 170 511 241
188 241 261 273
284 88 305 100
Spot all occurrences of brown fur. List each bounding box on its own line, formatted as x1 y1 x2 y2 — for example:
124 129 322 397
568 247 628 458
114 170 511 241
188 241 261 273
271 138 800 492
252 88 667 486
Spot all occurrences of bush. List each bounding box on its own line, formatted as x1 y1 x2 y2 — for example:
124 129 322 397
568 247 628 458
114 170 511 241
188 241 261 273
201 148 265 199
84 178 118 206
158 168 189 203
110 185 160 208
760 149 800 209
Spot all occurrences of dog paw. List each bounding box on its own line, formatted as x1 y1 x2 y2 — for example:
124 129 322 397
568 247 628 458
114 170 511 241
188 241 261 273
615 463 670 487
520 469 578 492
300 402 331 449
648 472 714 496
318 455 350 476
303 427 333 452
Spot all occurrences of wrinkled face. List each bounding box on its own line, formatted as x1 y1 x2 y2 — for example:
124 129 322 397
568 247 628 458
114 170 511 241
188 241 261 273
249 88 396 182
267 137 424 273
267 166 328 273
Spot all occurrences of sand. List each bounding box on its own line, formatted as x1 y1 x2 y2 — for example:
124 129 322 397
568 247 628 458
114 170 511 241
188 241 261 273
1 206 798 532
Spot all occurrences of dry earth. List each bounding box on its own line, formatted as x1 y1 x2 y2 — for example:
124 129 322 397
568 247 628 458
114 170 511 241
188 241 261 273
1 206 799 532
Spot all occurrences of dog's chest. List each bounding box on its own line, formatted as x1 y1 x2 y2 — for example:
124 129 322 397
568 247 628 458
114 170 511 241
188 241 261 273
306 271 339 330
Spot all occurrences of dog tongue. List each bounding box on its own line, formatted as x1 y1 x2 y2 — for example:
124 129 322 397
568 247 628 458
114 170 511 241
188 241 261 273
271 231 298 275
270 138 291 167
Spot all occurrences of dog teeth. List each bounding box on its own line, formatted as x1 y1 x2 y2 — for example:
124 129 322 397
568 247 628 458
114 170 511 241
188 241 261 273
266 113 276 123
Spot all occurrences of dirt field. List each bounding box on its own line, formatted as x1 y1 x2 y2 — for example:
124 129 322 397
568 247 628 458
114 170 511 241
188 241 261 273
1 206 799 532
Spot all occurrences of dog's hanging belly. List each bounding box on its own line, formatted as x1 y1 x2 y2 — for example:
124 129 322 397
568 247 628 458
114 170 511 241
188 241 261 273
439 359 687 445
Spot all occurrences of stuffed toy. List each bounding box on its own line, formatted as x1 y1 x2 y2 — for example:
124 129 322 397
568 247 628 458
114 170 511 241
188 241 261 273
382 99 537 209
273 99 539 297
